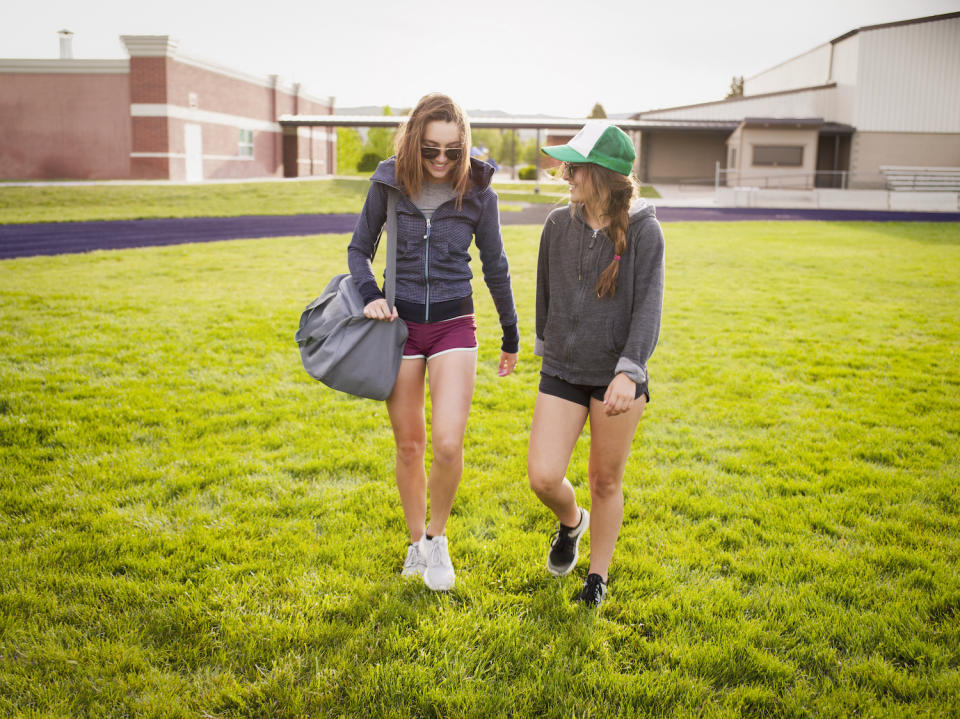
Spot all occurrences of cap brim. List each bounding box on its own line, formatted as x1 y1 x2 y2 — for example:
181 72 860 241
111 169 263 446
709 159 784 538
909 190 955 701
541 145 588 163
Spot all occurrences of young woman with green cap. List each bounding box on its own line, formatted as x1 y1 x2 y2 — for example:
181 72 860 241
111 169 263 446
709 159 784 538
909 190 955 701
528 121 664 608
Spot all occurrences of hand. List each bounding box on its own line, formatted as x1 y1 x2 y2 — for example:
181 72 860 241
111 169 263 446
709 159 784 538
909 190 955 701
363 299 398 321
498 351 518 377
602 373 636 416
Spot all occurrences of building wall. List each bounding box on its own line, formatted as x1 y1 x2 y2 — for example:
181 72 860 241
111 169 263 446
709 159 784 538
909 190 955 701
642 132 727 183
636 13 960 184
745 43 832 95
0 61 131 179
640 85 837 122
725 126 820 188
0 36 334 181
124 41 335 181
851 131 960 180
829 33 860 125
854 16 960 132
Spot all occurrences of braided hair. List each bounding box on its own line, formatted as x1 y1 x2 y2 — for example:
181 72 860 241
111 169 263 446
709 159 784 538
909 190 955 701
570 163 640 298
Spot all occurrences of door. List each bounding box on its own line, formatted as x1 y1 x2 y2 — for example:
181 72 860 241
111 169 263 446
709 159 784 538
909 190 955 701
184 123 203 182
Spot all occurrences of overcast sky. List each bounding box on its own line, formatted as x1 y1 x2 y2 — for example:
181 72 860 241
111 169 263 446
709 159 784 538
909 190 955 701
4 0 958 117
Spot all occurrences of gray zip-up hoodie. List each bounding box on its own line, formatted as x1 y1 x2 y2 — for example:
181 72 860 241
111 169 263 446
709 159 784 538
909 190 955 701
535 199 664 388
347 157 519 351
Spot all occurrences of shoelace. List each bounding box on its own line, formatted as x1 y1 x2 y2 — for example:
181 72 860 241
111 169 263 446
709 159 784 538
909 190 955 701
581 576 606 604
404 548 420 569
551 526 575 551
429 540 450 567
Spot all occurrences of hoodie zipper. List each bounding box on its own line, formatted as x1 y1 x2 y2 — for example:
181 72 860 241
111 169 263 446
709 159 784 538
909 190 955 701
568 224 600 367
579 227 600 281
423 217 432 321
418 197 459 323
402 189 468 324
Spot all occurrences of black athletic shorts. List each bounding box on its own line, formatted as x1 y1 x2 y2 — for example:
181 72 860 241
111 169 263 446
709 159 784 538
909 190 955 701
539 372 649 408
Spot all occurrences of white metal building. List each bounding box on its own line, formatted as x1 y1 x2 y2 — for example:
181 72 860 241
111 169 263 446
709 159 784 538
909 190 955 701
631 11 960 190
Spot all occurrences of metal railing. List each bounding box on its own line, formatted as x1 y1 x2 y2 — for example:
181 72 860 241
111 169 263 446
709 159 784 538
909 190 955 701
714 165 889 191
880 166 960 191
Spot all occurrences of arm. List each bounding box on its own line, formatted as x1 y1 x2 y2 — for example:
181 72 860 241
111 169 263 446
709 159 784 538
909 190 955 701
603 219 664 415
534 220 550 358
614 218 665 386
474 189 520 355
346 181 388 306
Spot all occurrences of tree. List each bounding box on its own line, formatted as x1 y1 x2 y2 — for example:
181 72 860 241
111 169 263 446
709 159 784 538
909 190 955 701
336 127 364 175
726 76 745 98
471 129 502 162
362 105 397 165
520 137 540 166
588 102 607 119
497 130 520 170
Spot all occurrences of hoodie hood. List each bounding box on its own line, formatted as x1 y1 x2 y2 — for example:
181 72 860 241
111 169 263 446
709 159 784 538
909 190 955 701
370 156 495 196
628 197 656 224
567 196 656 231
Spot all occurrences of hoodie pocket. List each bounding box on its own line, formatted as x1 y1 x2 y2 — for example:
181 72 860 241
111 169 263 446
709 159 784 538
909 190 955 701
430 221 474 282
599 316 631 363
395 212 425 259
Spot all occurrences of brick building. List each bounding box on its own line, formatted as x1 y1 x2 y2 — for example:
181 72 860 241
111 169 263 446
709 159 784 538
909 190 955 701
0 33 335 181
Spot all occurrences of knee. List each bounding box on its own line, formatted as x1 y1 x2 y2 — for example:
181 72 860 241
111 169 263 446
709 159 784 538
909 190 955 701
589 469 623 500
528 462 558 497
395 437 426 465
431 436 463 466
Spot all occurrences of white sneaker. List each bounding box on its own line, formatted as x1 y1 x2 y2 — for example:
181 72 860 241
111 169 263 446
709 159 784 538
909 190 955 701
402 541 427 578
421 535 455 591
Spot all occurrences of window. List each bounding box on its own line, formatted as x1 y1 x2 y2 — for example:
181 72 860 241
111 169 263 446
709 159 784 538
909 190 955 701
729 147 737 168
752 145 803 167
238 129 254 157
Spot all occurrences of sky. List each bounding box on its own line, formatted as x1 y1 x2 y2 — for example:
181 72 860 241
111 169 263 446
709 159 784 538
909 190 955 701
4 0 959 117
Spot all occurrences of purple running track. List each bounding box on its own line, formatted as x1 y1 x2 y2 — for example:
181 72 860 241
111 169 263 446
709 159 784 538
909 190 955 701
2 207 958 260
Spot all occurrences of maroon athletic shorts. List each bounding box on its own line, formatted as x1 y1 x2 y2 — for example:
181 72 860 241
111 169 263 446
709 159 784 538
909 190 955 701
402 314 478 360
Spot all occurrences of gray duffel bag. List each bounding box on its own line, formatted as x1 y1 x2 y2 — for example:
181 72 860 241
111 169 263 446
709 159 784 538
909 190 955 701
295 189 407 400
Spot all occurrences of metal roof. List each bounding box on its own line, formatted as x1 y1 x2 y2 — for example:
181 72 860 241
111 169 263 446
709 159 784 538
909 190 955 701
742 117 824 128
830 10 960 44
278 114 740 132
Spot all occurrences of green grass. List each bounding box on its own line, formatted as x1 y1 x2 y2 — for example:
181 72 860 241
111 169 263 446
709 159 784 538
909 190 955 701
2 221 959 717
0 178 658 224
0 179 372 224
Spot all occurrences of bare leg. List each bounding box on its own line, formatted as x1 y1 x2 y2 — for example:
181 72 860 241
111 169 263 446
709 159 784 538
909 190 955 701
423 350 477 537
585 395 646 581
386 358 427 543
528 392 589 528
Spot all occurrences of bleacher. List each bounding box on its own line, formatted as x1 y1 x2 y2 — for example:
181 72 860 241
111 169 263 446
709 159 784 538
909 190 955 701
880 166 960 192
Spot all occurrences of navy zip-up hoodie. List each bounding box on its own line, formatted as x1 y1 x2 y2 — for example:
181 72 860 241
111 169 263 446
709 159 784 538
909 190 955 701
347 157 519 352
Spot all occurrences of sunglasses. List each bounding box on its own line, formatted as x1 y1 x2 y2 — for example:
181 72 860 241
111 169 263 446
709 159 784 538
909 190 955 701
562 162 585 177
421 146 463 161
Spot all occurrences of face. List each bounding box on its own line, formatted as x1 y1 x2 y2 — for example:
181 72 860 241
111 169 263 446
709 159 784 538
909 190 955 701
421 120 462 182
564 163 591 204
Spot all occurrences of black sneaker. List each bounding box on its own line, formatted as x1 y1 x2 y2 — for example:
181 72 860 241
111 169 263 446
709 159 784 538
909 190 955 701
575 573 607 608
546 508 589 576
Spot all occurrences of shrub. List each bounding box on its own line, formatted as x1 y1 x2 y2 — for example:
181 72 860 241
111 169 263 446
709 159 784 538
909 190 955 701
357 152 384 173
518 165 538 181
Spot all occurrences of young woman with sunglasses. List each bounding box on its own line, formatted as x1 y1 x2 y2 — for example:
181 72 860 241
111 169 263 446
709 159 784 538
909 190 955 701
347 93 519 591
529 122 664 608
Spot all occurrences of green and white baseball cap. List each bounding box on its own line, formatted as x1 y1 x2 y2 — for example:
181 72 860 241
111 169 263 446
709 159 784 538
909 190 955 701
541 121 636 176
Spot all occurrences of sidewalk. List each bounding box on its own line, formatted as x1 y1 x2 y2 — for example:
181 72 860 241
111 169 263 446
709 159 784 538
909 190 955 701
648 184 719 207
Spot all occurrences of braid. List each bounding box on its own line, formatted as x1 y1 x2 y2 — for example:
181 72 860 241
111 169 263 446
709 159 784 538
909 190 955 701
595 179 635 298
571 163 640 298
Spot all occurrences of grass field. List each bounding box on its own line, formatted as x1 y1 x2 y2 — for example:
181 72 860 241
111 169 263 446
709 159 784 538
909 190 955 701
1 219 959 717
0 178 659 225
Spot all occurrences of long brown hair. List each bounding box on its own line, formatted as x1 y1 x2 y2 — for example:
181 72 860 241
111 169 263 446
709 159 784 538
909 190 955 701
394 93 472 204
568 163 640 298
